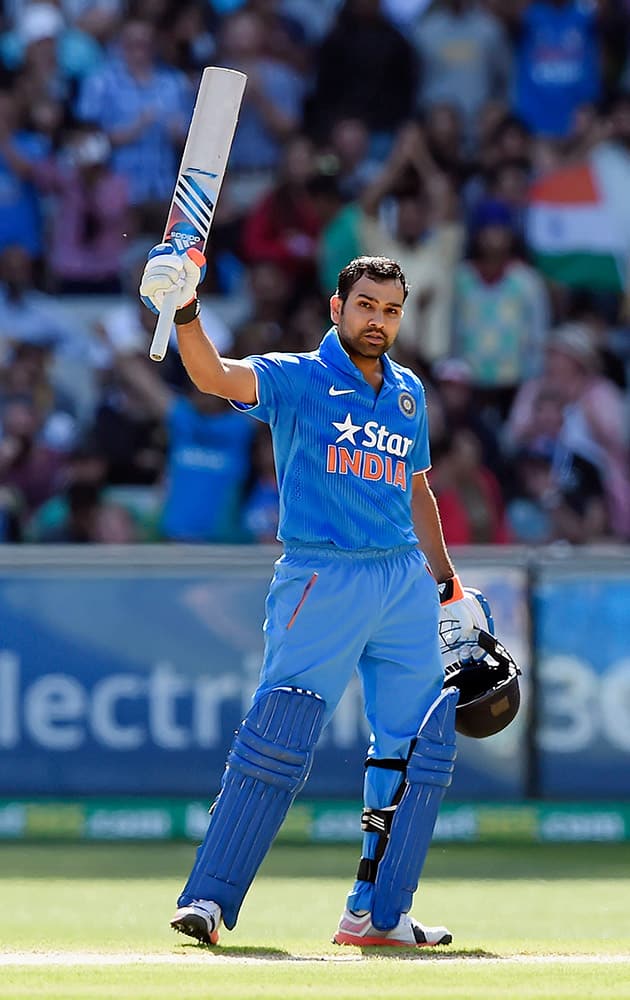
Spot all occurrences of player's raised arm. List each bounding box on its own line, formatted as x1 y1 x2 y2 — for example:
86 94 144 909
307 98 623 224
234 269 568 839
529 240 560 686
139 244 257 404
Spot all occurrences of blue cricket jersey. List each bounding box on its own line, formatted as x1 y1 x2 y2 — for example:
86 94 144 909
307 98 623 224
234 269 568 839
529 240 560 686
515 1 600 137
231 328 430 551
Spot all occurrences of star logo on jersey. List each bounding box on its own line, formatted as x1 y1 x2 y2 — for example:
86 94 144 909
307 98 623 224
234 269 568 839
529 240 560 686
332 413 362 444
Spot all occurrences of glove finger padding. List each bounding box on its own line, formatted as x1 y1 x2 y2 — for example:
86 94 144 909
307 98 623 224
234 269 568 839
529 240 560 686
139 243 206 314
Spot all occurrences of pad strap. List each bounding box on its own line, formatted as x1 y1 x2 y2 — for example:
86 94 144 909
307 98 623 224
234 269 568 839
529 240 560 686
361 805 397 836
357 857 379 883
354 759 408 884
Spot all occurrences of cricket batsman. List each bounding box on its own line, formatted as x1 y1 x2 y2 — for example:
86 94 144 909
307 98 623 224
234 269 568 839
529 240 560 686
139 250 494 947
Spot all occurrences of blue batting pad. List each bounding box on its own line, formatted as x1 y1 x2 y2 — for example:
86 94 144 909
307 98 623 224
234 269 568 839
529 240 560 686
178 686 325 929
371 688 458 931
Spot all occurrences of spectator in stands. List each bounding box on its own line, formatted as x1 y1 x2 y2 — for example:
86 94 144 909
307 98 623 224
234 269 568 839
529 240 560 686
422 103 468 184
7 123 131 292
89 364 165 487
279 0 341 45
242 426 279 543
26 438 105 539
0 246 97 426
475 114 533 184
0 393 69 524
513 0 602 139
0 87 49 260
322 117 380 203
506 445 608 546
0 244 86 352
36 479 138 541
0 2 103 93
432 357 505 485
156 1 215 80
422 427 510 546
1 0 628 551
360 122 464 365
452 198 550 419
231 259 294 357
308 0 416 144
412 0 512 147
564 287 627 390
382 0 433 30
241 134 322 285
76 17 192 234
484 159 531 238
100 338 256 542
505 385 609 544
282 285 329 352
317 192 363 301
215 8 306 214
68 1 122 48
0 340 77 431
247 0 311 75
505 323 630 539
12 5 71 108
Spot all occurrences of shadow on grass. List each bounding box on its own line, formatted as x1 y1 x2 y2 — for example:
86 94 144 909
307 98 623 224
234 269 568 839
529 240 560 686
176 941 293 959
355 947 500 961
175 942 500 962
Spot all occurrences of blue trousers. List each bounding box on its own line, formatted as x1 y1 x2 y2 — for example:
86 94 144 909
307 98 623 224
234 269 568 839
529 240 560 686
254 544 444 914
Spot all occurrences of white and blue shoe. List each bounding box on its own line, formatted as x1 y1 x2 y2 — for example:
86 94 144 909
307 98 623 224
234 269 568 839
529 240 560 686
170 900 222 945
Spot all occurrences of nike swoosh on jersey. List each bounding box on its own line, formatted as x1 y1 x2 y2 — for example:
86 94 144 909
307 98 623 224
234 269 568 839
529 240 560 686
329 387 356 396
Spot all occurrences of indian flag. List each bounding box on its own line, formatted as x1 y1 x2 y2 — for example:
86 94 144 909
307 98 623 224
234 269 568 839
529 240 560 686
527 145 630 293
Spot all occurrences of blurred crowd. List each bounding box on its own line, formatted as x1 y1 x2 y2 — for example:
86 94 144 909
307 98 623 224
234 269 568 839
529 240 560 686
0 0 630 546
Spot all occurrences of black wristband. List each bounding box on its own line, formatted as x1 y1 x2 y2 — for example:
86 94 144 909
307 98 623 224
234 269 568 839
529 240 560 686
174 298 200 325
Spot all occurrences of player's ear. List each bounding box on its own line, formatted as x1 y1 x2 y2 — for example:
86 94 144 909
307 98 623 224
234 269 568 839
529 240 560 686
330 294 343 324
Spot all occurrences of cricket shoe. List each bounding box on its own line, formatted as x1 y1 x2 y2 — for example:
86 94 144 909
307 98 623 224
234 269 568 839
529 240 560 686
332 908 452 947
170 900 221 945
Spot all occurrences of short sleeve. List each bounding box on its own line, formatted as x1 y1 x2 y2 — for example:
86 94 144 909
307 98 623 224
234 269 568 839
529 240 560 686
229 352 303 424
409 384 431 474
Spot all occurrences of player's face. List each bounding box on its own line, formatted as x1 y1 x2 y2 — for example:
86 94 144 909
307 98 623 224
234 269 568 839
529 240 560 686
331 276 405 360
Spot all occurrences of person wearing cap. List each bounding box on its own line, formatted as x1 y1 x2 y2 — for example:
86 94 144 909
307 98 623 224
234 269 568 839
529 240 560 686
0 2 103 87
505 323 630 539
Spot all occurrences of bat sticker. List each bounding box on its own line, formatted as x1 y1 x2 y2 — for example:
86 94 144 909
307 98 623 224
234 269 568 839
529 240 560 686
169 169 219 250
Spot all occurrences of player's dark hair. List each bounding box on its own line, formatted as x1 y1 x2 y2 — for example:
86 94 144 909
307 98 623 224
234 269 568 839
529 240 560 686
336 256 409 303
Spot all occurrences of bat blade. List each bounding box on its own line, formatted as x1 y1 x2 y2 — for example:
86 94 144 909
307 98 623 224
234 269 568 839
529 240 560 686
149 67 247 361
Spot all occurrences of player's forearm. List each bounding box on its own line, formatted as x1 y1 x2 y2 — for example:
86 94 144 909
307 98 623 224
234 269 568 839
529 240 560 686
412 477 455 583
176 317 256 402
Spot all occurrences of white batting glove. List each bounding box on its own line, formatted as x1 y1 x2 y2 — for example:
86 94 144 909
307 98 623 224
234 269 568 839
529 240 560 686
438 576 494 667
139 243 206 315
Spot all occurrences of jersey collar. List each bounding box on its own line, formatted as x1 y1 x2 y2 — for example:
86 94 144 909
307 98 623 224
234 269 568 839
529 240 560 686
318 327 397 388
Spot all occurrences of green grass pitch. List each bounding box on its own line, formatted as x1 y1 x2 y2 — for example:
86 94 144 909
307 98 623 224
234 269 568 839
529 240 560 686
1 840 629 999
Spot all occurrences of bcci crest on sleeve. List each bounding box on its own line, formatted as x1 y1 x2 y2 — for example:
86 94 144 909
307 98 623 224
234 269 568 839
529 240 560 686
398 392 416 418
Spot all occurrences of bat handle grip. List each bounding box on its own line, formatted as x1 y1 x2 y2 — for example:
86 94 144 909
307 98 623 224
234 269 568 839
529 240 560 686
149 289 179 362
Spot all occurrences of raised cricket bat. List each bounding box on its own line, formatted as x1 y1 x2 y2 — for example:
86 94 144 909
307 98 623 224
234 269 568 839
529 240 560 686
149 67 247 361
